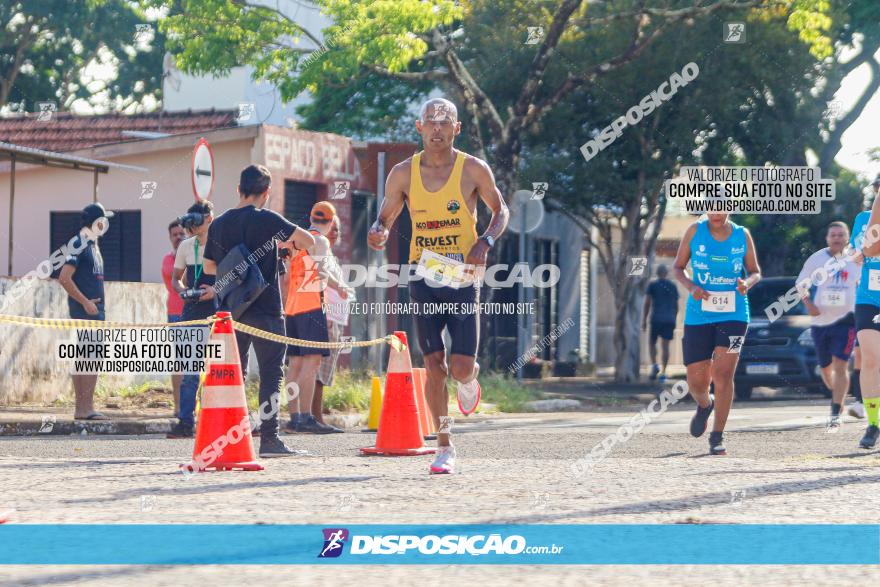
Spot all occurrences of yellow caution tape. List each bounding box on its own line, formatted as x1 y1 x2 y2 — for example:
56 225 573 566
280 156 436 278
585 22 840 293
233 321 403 352
0 314 213 330
0 313 404 351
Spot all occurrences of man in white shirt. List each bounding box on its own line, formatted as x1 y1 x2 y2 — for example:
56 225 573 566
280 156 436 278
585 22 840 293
796 221 861 430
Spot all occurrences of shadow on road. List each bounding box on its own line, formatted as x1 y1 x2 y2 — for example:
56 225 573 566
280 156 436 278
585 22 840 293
502 473 880 523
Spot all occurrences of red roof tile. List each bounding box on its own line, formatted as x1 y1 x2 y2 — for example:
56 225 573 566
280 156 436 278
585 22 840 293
0 109 238 152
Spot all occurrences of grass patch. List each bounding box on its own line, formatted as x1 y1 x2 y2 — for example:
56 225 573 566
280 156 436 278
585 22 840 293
472 373 544 412
243 370 373 414
322 370 372 412
240 370 542 415
96 379 169 399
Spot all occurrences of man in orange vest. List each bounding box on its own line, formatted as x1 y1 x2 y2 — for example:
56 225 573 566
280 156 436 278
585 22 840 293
367 98 510 474
285 202 355 434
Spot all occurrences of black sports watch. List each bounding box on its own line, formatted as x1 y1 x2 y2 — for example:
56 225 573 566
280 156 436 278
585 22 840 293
480 235 495 248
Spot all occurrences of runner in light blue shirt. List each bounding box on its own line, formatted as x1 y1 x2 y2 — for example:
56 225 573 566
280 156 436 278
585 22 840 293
673 213 762 456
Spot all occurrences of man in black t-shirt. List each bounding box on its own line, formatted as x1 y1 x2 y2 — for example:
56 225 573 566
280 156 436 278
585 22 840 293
58 203 112 421
203 165 315 457
642 264 680 382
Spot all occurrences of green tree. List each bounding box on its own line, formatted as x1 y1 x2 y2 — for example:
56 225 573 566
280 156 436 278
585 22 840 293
154 0 837 381
1 0 164 113
720 0 880 276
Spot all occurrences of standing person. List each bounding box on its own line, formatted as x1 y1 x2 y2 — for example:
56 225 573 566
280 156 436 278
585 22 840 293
367 98 509 474
202 165 315 457
672 213 761 455
58 203 113 421
795 221 859 432
642 264 679 382
850 176 880 448
167 200 216 438
313 215 349 432
162 219 187 418
284 202 353 434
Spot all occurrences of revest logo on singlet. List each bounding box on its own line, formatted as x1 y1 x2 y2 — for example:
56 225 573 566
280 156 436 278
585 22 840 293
415 235 460 248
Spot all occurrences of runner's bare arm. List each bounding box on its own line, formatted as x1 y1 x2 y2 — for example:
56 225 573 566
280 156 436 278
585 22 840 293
863 196 880 257
672 223 707 300
465 158 509 266
737 228 762 295
289 226 316 251
368 162 408 251
312 234 352 296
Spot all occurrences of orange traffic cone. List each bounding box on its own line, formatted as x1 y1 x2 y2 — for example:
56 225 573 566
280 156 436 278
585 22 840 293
184 312 263 472
413 368 436 440
360 332 435 456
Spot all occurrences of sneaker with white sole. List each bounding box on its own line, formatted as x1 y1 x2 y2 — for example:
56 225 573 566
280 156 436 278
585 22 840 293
826 415 842 433
848 402 866 419
430 445 456 474
456 371 481 416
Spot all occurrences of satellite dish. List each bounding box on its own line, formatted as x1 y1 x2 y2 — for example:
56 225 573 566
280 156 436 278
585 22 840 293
508 190 545 234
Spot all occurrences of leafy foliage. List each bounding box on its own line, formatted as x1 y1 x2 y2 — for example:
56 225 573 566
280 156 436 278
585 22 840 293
2 0 164 111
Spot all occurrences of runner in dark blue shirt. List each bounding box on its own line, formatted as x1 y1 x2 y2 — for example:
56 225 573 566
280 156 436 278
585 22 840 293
642 265 680 382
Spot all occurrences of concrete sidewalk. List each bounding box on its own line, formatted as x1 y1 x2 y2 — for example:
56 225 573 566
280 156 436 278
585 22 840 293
0 377 673 436
0 406 173 436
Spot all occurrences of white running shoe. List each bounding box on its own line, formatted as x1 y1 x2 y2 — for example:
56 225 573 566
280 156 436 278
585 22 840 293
456 366 481 416
430 445 456 474
848 402 866 419
826 415 842 433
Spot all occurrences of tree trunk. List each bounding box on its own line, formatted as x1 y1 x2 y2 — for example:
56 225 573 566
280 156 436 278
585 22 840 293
612 282 644 382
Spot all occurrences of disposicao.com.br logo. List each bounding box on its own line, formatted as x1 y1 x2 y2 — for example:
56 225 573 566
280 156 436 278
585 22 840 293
319 528 564 558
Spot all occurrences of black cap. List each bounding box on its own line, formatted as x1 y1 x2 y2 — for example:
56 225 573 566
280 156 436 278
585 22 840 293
81 203 114 227
872 175 880 188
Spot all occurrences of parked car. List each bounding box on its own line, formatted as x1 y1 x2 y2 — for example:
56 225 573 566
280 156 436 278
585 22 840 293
733 277 832 400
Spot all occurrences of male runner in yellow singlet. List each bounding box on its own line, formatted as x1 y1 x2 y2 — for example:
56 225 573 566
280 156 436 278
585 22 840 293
367 98 509 474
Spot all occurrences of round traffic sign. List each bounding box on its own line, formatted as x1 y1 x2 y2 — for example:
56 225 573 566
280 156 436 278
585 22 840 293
191 138 215 200
508 190 545 233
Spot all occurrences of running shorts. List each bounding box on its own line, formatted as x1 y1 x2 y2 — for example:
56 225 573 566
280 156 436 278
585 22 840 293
811 313 856 368
650 321 675 343
409 277 479 357
285 309 331 357
682 321 748 366
855 303 880 333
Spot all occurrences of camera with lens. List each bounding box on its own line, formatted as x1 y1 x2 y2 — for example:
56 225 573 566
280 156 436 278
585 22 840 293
179 287 203 301
177 212 207 231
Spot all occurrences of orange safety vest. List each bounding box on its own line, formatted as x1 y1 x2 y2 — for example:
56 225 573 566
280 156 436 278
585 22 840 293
285 229 325 316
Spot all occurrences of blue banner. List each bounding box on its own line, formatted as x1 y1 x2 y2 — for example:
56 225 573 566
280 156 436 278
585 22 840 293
0 524 877 565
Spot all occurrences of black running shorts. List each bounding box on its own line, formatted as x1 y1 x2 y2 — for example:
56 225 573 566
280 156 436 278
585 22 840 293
682 321 749 366
409 278 479 357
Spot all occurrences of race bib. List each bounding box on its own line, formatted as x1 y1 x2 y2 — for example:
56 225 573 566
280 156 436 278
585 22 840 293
702 291 735 313
869 269 880 291
415 250 471 289
820 290 846 307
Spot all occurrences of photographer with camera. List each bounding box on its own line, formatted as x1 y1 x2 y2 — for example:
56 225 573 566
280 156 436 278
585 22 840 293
202 165 315 457
167 199 216 438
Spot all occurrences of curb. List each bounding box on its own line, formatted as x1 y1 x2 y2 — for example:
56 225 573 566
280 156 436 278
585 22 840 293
0 419 172 436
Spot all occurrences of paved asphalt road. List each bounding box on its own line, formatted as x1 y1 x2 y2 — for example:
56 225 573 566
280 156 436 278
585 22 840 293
2 398 879 586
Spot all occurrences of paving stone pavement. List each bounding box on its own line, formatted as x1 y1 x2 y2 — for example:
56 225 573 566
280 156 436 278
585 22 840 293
1 404 879 585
